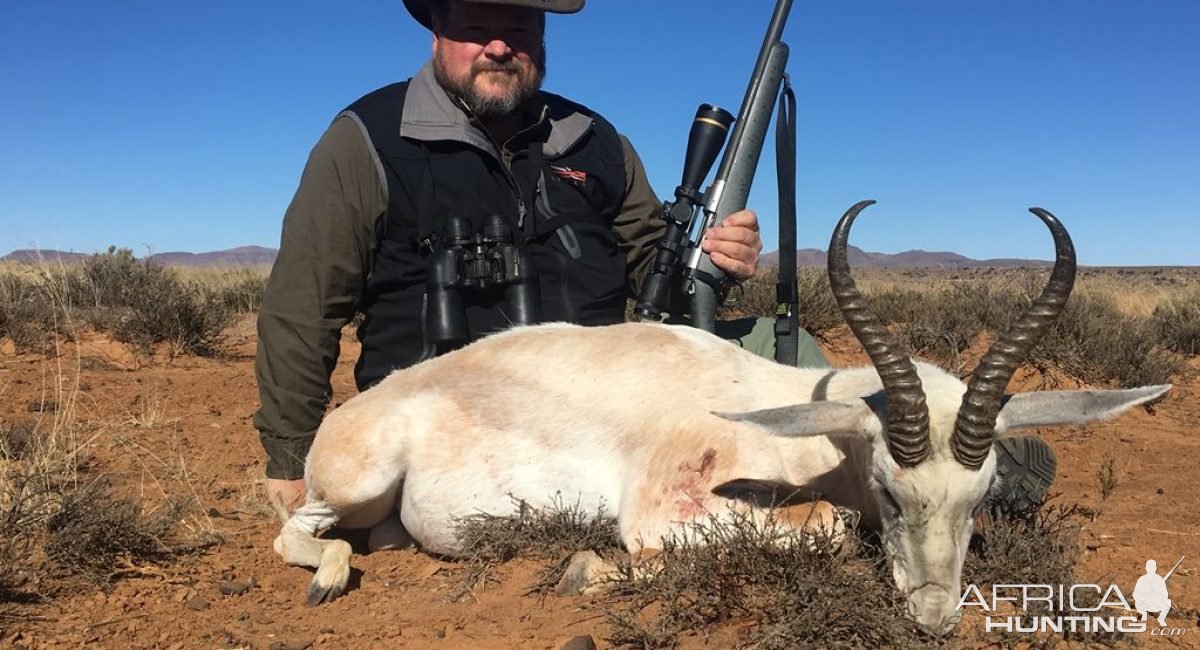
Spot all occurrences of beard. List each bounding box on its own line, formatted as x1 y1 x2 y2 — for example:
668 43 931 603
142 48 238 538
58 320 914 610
434 43 546 118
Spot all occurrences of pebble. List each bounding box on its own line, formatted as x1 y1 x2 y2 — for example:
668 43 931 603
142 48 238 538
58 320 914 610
560 636 598 650
186 596 211 611
219 579 254 596
268 639 313 650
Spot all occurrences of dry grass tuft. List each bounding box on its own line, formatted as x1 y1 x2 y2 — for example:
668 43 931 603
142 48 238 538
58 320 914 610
1097 454 1119 502
44 481 215 585
1 345 219 610
606 511 928 650
451 494 620 598
1150 285 1200 357
961 500 1131 648
444 489 1118 648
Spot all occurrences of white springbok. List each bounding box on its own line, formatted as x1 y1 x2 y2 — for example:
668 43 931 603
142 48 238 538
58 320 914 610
274 202 1170 633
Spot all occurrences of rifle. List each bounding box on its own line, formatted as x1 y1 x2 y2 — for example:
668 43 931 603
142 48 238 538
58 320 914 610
1164 555 1186 581
634 0 798 353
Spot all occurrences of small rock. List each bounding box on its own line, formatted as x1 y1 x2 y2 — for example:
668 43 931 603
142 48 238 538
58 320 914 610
219 580 253 596
560 635 598 650
555 550 610 595
268 640 313 650
186 596 211 611
1157 487 1165 495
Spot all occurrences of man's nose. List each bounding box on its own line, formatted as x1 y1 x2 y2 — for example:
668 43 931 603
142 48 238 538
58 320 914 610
481 37 514 59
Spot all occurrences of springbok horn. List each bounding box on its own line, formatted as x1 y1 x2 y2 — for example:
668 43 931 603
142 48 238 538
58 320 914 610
827 200 930 467
953 208 1077 470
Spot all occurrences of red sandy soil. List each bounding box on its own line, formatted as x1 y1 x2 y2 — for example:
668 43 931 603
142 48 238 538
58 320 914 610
1 318 1197 649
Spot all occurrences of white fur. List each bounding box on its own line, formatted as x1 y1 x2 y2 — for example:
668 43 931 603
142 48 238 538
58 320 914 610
275 321 1169 628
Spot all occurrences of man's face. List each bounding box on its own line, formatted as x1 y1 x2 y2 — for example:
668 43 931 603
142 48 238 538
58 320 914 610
432 1 546 118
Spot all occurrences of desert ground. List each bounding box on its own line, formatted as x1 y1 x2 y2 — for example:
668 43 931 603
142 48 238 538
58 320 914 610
1 263 1198 649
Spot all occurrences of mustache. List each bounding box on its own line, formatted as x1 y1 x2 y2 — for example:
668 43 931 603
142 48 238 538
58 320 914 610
471 62 523 75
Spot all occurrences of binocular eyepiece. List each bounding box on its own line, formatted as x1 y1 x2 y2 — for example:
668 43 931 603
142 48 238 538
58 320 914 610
425 214 542 350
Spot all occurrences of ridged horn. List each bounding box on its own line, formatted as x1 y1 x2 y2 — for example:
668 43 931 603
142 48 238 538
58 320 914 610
827 200 930 467
953 208 1077 470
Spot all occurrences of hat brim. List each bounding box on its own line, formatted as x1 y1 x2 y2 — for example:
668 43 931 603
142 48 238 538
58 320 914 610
404 0 584 31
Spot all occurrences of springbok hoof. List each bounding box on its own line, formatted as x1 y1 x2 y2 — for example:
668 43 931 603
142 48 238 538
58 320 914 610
306 576 347 606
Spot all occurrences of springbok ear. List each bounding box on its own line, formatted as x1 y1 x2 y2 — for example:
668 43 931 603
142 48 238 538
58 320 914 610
712 399 878 439
996 385 1171 433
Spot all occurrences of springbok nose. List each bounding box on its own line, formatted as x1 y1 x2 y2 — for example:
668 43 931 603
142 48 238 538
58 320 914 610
908 584 962 635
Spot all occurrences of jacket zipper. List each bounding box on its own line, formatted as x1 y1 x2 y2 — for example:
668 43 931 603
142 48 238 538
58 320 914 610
497 150 528 232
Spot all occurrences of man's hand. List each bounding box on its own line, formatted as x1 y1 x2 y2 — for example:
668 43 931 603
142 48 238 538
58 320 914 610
701 209 761 281
266 478 307 522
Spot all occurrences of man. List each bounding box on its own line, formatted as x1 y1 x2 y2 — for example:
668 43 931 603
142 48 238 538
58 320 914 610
1133 559 1173 627
255 0 828 520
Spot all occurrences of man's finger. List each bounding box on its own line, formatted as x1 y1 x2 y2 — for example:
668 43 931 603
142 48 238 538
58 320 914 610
705 225 760 247
710 251 755 280
721 209 760 230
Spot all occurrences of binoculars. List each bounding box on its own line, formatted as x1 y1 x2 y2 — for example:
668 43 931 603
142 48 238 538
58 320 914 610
425 214 542 349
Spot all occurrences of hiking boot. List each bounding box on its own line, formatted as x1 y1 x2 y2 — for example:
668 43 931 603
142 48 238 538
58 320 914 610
988 435 1057 517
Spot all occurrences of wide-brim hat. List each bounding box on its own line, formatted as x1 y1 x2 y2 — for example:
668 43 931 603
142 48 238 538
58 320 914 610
404 0 584 30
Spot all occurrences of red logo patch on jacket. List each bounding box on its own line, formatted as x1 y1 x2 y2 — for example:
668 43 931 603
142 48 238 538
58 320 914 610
550 165 588 186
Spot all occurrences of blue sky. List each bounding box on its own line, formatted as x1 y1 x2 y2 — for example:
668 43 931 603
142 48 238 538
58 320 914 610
1 1 1196 266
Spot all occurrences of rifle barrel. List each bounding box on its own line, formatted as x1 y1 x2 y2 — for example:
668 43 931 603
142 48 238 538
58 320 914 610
1164 555 1186 581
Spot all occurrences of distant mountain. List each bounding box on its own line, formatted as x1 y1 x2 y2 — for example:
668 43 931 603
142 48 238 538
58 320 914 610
2 249 91 265
1 246 278 267
3 244 1049 269
761 245 1051 269
147 246 277 267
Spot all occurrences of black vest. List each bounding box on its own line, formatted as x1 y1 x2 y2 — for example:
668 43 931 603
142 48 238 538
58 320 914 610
346 83 629 389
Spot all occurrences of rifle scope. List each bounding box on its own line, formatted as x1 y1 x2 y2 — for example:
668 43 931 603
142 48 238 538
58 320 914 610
680 105 735 199
634 104 734 320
